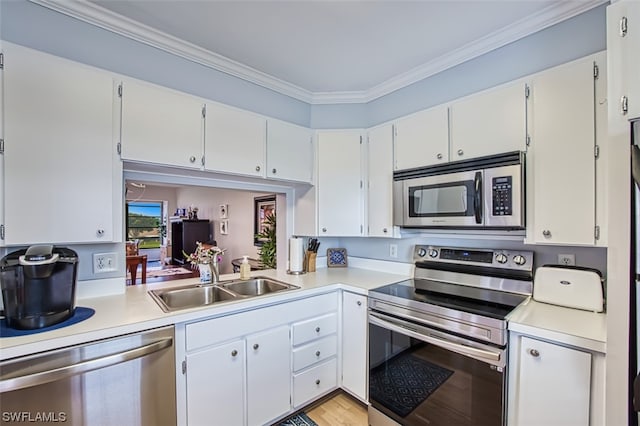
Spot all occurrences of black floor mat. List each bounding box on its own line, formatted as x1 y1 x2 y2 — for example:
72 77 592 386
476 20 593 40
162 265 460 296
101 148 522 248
370 352 454 418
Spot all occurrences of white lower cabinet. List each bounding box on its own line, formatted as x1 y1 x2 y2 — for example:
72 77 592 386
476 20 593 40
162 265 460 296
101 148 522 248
341 292 368 402
186 339 245 426
508 333 601 426
293 358 338 408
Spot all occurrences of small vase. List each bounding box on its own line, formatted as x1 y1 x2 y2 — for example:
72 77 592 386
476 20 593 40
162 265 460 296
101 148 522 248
198 263 213 284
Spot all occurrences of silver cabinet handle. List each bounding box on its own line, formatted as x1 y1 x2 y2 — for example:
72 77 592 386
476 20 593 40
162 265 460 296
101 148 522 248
542 230 551 238
255 165 261 172
383 228 388 233
0 338 172 393
96 229 105 237
189 156 196 163
529 349 540 357
315 351 321 357
322 228 327 233
315 379 321 385
253 344 259 350
315 327 320 333
272 168 277 174
231 350 238 357
437 153 443 160
357 301 362 306
457 149 464 156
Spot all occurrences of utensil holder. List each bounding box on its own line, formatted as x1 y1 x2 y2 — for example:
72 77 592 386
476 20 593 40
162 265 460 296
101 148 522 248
305 251 317 272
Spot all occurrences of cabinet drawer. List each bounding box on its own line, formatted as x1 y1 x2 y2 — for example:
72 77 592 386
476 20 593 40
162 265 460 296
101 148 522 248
292 313 338 346
292 358 338 408
292 335 338 372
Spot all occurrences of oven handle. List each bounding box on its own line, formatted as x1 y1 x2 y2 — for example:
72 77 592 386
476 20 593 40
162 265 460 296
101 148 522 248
369 312 502 364
474 171 483 224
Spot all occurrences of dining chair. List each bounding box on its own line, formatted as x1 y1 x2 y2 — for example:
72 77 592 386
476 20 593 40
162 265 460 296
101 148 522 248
126 254 147 285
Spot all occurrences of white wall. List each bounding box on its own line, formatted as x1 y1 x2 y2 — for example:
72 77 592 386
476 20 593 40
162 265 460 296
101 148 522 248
175 186 274 274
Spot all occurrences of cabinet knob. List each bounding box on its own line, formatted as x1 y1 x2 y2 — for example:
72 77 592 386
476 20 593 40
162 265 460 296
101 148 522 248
255 165 261 172
383 228 388 233
315 350 321 357
253 343 259 350
315 327 321 333
357 301 362 306
272 168 277 174
315 379 321 385
189 156 196 163
528 348 540 358
437 153 443 160
96 229 105 237
542 230 551 238
322 228 327 233
457 149 464 156
231 350 238 357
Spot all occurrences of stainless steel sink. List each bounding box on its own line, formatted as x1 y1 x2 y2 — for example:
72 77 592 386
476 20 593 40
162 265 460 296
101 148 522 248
149 284 238 312
149 277 300 312
221 278 298 296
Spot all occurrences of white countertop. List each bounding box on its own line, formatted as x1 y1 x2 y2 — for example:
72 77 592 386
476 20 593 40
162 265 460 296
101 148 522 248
0 266 410 360
507 298 607 353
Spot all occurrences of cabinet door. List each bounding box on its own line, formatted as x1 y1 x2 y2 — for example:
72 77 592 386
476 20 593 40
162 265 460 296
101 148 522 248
394 105 449 170
341 292 367 402
528 55 597 245
317 131 364 236
3 43 116 244
450 81 526 161
247 326 291 425
186 339 245 426
367 125 395 237
266 119 313 183
120 79 204 169
514 337 591 426
617 1 640 119
204 102 266 177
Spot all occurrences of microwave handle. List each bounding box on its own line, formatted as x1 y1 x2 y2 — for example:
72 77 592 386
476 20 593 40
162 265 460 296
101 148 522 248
474 171 483 224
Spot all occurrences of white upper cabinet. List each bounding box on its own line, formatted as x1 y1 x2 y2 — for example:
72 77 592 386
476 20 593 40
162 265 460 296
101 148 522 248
317 130 364 236
367 124 396 237
450 81 527 161
204 102 266 177
266 119 313 183
394 105 449 170
610 0 640 120
3 43 118 245
526 53 602 246
120 79 204 169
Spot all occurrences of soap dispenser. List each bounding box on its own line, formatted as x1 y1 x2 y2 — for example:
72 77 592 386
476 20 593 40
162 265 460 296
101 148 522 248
240 256 251 280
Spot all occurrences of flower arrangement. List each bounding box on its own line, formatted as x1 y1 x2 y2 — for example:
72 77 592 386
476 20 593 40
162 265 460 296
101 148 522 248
183 241 223 265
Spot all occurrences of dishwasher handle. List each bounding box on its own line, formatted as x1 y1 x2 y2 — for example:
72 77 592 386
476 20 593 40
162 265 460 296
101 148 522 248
0 337 173 393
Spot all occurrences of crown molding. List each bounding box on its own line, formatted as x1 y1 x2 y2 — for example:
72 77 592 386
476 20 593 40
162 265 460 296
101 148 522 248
31 0 606 105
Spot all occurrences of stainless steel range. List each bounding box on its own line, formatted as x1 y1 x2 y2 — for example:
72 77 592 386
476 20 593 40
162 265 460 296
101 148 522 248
368 245 533 426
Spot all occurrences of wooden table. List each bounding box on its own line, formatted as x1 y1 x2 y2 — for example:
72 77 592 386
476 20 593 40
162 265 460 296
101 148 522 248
126 255 147 285
230 257 264 273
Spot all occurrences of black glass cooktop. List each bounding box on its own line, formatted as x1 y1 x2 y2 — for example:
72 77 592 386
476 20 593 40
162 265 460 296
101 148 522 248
370 279 528 320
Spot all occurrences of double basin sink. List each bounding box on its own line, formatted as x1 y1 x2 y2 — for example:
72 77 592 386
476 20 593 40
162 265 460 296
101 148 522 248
149 277 300 312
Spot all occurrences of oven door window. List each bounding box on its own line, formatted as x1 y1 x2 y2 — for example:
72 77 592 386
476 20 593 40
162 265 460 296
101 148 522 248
369 322 504 426
408 181 475 218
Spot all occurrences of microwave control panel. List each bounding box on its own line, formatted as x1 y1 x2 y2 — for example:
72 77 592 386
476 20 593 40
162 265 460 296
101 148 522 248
492 176 512 216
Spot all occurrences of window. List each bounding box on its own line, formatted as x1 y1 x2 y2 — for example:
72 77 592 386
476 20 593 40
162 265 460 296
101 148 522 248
126 201 164 249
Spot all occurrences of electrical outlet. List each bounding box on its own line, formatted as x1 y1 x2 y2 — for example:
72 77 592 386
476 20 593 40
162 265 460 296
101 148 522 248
389 244 398 258
93 252 117 273
558 254 575 266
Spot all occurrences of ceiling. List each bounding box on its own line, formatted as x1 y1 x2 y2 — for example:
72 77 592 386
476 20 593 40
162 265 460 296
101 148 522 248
36 0 606 103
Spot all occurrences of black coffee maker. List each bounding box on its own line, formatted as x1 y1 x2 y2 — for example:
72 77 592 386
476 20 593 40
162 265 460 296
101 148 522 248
1 245 79 329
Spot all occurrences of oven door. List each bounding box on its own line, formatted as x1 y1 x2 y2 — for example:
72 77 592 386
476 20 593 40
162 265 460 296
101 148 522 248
399 170 483 228
368 311 506 426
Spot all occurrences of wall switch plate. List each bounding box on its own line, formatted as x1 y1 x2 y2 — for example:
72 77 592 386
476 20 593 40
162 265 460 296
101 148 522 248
93 252 117 273
389 244 398 258
557 254 575 266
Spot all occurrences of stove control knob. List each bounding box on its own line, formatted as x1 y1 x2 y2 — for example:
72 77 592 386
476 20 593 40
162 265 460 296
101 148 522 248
428 249 439 258
495 253 508 264
513 255 527 266
417 248 427 257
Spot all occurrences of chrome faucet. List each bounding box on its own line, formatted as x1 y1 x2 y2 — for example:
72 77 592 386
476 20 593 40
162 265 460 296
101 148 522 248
211 248 226 283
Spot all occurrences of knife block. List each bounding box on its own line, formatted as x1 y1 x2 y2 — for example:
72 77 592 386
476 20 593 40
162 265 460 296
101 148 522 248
305 251 317 272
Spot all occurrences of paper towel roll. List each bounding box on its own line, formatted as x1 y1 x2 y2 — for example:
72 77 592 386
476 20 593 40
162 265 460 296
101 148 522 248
289 237 304 272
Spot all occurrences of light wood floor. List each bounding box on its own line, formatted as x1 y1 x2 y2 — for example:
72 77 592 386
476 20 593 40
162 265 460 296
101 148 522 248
306 393 368 426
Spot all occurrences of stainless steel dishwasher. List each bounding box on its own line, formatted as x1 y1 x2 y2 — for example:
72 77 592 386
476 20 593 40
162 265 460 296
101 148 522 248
0 325 176 426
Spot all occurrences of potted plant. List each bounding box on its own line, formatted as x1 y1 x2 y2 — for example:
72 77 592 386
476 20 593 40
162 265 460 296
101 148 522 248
183 242 223 283
255 213 276 269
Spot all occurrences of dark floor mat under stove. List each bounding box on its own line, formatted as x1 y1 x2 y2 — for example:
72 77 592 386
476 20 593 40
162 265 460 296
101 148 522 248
370 352 454 418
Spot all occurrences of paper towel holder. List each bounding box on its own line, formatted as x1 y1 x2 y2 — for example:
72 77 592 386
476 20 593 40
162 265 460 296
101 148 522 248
286 269 306 275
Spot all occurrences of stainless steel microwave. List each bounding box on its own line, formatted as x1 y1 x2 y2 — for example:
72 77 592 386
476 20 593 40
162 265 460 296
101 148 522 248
393 151 525 229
